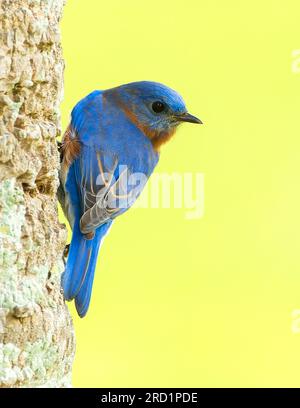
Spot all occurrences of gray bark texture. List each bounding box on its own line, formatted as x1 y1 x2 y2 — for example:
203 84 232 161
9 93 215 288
0 0 75 387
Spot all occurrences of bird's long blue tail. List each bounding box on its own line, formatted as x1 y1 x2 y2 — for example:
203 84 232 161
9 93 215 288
62 221 112 317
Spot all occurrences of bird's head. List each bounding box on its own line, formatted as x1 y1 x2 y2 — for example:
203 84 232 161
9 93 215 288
106 81 202 151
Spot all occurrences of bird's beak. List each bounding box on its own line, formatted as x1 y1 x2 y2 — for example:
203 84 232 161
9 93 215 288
176 112 203 124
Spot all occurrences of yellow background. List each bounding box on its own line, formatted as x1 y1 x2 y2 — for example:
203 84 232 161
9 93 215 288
60 0 300 387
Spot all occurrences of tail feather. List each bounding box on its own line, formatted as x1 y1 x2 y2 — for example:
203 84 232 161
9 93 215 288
62 223 92 301
62 221 112 314
74 235 101 317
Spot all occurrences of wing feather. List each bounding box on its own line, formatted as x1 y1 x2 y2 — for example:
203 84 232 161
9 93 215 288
73 145 145 235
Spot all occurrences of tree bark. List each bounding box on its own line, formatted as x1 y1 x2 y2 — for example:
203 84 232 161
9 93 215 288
0 0 75 387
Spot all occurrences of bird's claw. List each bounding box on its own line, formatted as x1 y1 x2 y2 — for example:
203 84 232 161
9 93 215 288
63 244 70 258
62 244 70 266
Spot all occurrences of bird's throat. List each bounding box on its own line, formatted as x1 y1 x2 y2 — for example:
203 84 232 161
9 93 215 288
150 127 176 151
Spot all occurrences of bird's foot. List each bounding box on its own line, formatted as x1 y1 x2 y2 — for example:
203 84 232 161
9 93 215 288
63 243 70 258
62 244 70 265
57 140 63 151
57 140 64 162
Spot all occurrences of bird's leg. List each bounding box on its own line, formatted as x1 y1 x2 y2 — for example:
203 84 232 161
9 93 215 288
57 140 64 163
63 244 70 258
62 244 70 266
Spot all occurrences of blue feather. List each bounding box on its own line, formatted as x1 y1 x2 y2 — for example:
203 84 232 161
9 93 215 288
74 222 112 317
62 221 112 309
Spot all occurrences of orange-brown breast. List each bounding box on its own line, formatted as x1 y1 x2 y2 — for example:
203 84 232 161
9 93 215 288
61 124 81 171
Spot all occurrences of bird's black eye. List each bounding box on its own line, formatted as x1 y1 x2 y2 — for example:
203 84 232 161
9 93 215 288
152 101 166 113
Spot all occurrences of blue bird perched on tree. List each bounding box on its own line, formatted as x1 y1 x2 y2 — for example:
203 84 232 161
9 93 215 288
58 81 202 317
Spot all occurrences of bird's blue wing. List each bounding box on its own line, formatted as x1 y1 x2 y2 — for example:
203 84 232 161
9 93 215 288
73 144 147 235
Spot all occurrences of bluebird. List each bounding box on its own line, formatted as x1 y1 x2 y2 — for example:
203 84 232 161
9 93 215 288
58 81 202 317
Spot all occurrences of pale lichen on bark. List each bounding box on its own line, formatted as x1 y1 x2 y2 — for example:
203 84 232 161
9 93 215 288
0 0 75 387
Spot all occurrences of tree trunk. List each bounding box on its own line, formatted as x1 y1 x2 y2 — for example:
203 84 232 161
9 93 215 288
0 0 75 387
